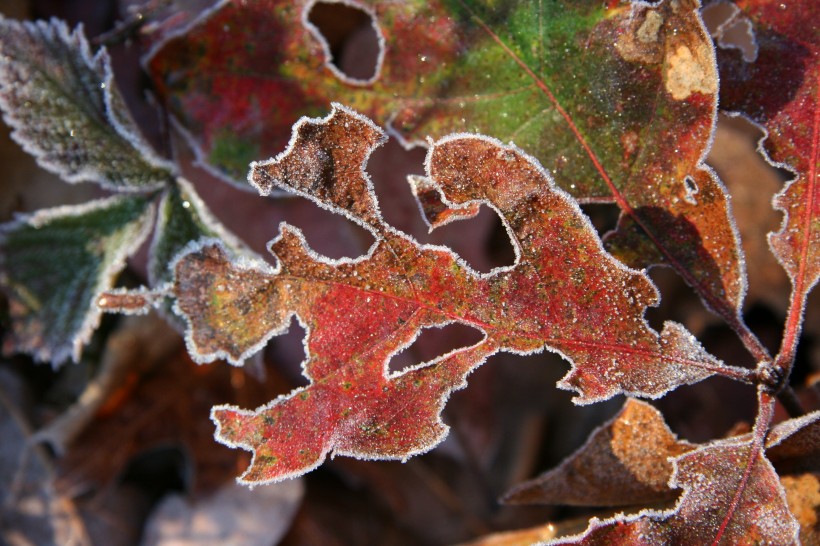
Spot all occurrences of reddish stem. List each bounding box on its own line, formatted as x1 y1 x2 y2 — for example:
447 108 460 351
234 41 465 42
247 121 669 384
711 388 775 546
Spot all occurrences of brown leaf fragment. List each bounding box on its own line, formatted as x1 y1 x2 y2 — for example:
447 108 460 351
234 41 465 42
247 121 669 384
767 410 820 474
408 174 481 231
504 399 694 507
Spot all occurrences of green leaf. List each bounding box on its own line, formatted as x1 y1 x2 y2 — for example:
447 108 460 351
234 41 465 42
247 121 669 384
0 17 175 191
0 195 155 365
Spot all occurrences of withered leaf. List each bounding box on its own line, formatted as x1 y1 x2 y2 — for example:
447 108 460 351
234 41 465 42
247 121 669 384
503 399 694 507
549 391 799 545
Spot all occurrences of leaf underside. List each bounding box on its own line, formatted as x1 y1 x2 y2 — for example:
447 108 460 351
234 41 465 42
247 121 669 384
171 105 723 483
0 196 155 365
504 399 694 507
547 391 799 545
549 436 798 545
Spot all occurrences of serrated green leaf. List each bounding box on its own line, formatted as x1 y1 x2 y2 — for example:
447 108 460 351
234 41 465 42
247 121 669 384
0 195 155 365
0 17 175 191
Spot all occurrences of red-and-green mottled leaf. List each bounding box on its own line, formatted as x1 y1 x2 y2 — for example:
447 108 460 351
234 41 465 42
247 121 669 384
716 0 819 372
170 105 743 483
549 390 799 545
146 0 750 355
503 399 694 507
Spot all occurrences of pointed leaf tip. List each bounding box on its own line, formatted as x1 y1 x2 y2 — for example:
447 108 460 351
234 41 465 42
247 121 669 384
0 18 175 190
0 195 155 365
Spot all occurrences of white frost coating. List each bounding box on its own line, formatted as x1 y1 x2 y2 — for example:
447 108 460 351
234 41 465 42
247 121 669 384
100 52 177 177
0 196 156 366
428 130 665 285
212 339 496 486
684 2 750 319
383 320 488 380
0 17 175 191
605 0 750 322
168 238 283 367
542 430 798 544
97 285 169 315
721 108 811 293
302 0 386 87
247 106 725 404
148 176 253 287
408 174 482 232
250 103 387 233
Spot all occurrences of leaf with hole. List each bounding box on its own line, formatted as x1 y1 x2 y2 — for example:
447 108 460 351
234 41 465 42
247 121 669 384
169 105 736 484
145 0 749 353
716 0 819 370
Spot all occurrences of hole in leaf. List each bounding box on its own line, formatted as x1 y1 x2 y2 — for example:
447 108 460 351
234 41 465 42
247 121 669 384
307 1 381 83
430 206 517 273
683 176 698 204
580 203 620 239
387 322 484 376
266 316 310 388
701 1 738 33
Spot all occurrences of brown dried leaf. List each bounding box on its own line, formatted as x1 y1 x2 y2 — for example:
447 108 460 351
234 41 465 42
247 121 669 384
504 399 694 507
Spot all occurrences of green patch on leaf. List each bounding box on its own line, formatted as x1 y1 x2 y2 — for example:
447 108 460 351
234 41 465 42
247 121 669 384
207 131 261 183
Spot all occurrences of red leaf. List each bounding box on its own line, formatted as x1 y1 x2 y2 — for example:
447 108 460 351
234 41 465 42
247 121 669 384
503 399 694 507
716 0 820 369
146 0 750 357
171 105 735 483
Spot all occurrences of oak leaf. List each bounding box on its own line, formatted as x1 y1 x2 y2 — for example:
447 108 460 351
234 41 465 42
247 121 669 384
171 105 730 483
716 0 819 369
